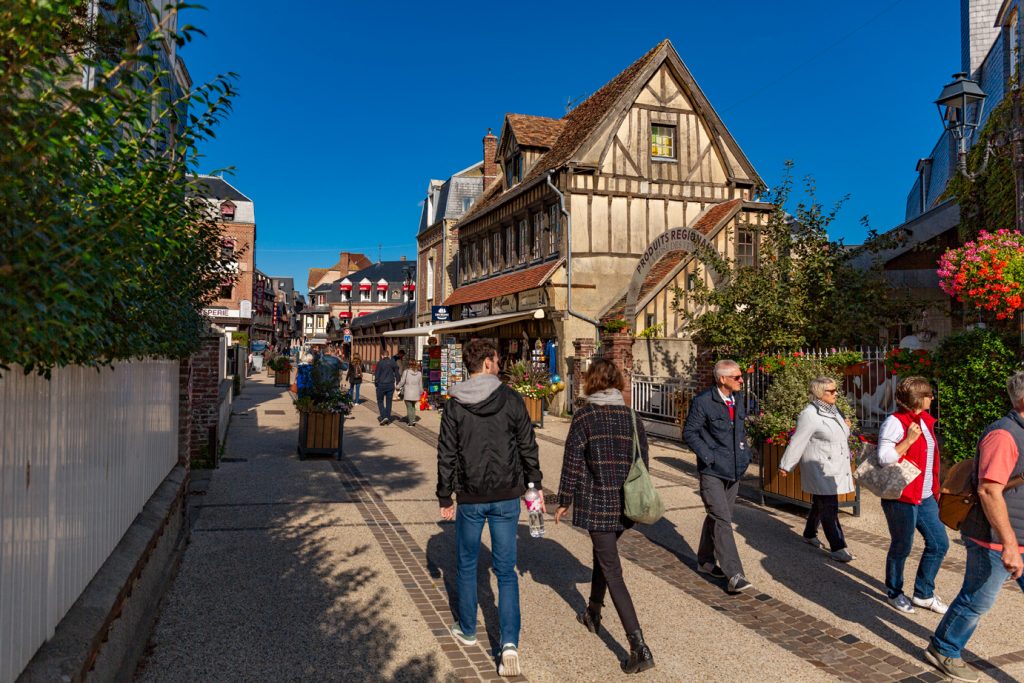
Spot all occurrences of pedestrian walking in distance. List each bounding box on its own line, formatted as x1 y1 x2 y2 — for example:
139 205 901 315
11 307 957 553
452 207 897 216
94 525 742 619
778 376 856 562
877 376 949 615
683 359 759 593
436 338 542 677
396 360 423 425
346 355 363 406
925 371 1024 682
373 349 404 425
555 359 655 674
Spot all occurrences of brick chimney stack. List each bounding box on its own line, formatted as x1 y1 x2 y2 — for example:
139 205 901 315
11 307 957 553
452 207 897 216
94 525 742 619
482 128 498 191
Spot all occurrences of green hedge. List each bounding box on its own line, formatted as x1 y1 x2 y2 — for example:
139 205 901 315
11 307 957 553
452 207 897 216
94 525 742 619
935 329 1020 463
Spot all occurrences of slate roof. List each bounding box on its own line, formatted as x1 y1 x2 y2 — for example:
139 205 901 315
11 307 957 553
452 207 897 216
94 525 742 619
506 114 564 148
418 168 485 235
443 259 562 306
189 175 251 202
345 260 416 286
349 301 416 330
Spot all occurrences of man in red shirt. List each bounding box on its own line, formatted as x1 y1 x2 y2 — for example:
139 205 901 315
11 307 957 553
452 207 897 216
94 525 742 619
926 372 1024 682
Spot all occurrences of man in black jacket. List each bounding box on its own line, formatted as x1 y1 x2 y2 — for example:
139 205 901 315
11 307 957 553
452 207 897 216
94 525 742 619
683 359 758 594
373 350 404 424
437 339 542 677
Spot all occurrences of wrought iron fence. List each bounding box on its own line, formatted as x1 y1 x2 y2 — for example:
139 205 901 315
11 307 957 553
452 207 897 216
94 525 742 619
632 374 686 423
742 346 897 435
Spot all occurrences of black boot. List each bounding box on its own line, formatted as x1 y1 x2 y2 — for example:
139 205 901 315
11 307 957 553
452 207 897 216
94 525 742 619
576 600 602 634
622 629 655 674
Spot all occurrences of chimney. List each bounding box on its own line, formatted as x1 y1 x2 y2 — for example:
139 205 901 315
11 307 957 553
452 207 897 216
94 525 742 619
482 128 498 191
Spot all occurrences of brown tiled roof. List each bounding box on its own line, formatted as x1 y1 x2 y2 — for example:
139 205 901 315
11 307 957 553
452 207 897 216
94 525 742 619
459 40 668 226
506 114 564 148
443 260 563 306
307 268 328 290
601 199 744 320
331 252 372 273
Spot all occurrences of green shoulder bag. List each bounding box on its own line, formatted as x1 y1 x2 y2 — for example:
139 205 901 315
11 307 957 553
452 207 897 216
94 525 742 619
623 409 665 524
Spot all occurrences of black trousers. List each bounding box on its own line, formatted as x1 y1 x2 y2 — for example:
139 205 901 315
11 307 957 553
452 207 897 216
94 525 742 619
588 530 640 634
804 494 847 552
697 473 744 578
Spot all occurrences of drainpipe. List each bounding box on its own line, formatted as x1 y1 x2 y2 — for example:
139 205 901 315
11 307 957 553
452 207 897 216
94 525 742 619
546 170 600 331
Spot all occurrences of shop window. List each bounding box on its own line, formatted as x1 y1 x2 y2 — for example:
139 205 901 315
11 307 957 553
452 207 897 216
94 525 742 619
651 124 675 160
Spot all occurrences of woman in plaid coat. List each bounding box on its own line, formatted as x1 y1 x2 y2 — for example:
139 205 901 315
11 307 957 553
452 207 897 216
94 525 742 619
555 359 654 674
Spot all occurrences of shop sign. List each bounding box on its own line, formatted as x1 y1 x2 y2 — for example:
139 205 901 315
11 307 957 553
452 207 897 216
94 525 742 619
431 305 451 322
462 301 491 318
202 307 231 318
491 294 517 314
517 288 548 310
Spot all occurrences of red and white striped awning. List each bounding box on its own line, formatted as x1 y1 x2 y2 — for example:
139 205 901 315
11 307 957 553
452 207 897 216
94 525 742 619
339 278 352 292
357 311 370 317
376 279 388 291
338 311 352 319
358 279 372 291
402 283 416 292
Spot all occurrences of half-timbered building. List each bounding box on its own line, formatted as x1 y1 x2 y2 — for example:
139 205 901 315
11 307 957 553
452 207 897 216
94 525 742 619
437 39 772 409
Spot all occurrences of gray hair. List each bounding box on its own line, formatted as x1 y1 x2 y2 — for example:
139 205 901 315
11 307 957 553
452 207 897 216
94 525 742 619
808 376 837 400
1008 372 1024 410
714 359 740 380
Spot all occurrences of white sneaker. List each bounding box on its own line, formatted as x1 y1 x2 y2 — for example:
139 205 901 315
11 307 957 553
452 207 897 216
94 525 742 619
912 595 949 614
498 643 520 677
888 594 916 614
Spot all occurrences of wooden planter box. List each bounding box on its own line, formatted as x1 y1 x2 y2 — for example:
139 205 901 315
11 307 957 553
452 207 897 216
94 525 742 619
523 396 544 427
760 441 860 515
274 369 290 387
298 411 344 460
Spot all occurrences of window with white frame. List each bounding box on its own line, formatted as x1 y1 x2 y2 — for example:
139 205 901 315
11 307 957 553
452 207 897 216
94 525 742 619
736 228 756 268
651 124 676 159
361 287 371 302
426 257 434 300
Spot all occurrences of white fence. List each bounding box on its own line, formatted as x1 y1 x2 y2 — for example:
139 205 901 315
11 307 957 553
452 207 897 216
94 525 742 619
632 375 685 423
0 360 179 683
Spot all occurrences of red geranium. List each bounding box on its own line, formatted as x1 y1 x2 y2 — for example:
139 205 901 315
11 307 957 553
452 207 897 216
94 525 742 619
938 229 1024 320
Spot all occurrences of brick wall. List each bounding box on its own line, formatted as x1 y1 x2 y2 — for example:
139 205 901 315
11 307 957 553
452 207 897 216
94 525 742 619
189 334 224 462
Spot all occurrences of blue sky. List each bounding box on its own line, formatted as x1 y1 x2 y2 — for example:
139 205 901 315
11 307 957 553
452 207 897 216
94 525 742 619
182 0 960 293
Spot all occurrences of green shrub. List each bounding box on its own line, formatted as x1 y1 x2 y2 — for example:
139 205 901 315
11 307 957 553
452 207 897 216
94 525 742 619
747 359 857 446
934 329 1020 462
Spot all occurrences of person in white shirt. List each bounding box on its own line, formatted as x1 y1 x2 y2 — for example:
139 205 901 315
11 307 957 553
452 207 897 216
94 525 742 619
876 376 948 615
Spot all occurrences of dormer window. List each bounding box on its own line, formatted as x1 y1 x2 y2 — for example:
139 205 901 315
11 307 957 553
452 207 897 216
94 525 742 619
359 278 372 302
220 200 236 221
505 154 523 187
462 196 474 212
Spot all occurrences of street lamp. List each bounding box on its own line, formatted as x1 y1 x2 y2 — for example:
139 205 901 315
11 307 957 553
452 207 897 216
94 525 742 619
936 72 1024 231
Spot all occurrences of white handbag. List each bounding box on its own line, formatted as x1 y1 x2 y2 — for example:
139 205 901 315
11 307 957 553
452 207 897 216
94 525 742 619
854 443 922 499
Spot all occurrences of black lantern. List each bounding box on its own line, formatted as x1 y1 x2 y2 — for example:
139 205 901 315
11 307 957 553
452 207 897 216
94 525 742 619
935 72 988 143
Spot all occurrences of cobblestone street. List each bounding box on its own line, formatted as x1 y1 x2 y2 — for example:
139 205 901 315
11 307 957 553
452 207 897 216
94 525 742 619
137 376 1024 682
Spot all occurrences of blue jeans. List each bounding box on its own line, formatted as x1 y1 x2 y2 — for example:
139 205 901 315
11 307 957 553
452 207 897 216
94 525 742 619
931 536 1024 657
349 383 361 404
455 498 521 647
376 384 393 420
881 496 950 599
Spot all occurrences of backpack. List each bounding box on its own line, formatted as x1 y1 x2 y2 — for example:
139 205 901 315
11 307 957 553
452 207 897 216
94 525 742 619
938 457 1024 531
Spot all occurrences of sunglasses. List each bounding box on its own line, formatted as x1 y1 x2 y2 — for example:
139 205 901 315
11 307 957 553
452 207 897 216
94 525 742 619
725 375 744 381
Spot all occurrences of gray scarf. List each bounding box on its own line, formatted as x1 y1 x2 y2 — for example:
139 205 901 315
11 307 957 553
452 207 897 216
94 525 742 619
588 388 625 406
813 398 840 417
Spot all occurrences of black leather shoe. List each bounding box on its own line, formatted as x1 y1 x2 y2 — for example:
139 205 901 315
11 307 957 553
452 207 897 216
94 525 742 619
622 629 655 674
576 601 602 634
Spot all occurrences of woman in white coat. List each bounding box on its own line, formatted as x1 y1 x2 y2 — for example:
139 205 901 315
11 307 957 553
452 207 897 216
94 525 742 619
778 376 856 562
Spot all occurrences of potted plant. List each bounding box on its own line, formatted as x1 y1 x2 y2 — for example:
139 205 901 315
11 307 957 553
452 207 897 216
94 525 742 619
267 356 292 387
938 228 1024 321
601 318 631 335
293 357 353 460
505 360 555 426
746 357 860 507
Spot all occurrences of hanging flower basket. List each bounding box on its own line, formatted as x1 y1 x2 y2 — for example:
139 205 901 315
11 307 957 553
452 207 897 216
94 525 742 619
938 229 1024 320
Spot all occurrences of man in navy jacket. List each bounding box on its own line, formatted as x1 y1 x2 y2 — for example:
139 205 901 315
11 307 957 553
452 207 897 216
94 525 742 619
684 359 758 593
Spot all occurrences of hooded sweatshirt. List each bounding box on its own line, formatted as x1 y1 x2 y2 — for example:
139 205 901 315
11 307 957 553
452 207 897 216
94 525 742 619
436 374 542 507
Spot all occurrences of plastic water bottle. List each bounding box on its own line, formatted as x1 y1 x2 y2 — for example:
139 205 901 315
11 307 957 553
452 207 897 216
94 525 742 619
524 483 545 538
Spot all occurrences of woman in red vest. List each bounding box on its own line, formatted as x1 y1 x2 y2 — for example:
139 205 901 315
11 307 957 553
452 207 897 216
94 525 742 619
877 376 949 615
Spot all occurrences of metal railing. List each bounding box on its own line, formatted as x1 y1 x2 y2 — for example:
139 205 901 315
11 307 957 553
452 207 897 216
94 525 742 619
0 360 179 683
632 374 686 423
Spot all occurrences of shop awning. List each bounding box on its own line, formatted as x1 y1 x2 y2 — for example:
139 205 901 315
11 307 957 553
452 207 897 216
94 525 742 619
381 309 545 337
